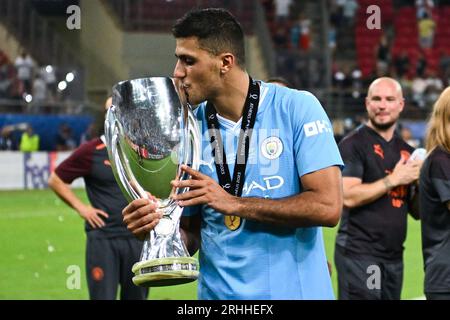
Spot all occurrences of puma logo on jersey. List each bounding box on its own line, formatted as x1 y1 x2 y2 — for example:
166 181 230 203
199 158 215 172
304 120 332 137
373 144 384 159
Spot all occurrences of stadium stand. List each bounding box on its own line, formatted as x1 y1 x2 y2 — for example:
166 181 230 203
1 0 449 149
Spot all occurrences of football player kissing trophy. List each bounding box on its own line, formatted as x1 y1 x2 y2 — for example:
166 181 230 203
104 77 200 287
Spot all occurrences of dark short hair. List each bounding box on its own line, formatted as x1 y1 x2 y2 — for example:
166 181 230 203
172 8 246 67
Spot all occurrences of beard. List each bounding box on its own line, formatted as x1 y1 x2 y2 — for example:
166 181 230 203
369 116 397 131
184 87 209 106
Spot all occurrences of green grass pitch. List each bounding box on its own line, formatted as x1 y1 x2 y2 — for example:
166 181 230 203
0 189 424 299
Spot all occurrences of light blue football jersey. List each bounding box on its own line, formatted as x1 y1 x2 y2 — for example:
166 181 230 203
184 81 343 300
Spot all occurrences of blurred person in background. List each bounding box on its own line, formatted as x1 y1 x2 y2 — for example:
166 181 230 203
416 0 434 19
14 51 34 95
376 35 390 76
335 77 422 300
393 51 410 79
0 124 20 150
48 97 148 300
40 65 57 101
400 126 421 149
342 0 358 27
274 0 292 22
0 129 15 150
80 122 96 145
418 11 435 49
299 14 311 51
1 122 28 150
55 123 77 151
0 64 12 99
19 124 39 152
412 75 428 109
31 74 47 112
419 86 450 300
424 70 444 106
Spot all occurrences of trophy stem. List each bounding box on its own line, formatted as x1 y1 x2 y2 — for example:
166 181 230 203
132 204 198 287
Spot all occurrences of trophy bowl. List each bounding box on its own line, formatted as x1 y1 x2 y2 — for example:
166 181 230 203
104 77 200 287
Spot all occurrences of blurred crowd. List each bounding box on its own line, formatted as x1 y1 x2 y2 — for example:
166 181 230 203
2 0 448 153
0 49 71 111
263 0 450 110
0 121 87 152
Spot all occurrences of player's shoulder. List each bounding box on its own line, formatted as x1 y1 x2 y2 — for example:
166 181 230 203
74 137 102 155
266 85 323 118
82 136 102 148
429 146 450 162
261 80 316 100
395 135 415 153
427 147 450 178
339 125 366 147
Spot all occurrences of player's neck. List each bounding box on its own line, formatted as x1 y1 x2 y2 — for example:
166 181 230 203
367 121 396 141
210 72 250 123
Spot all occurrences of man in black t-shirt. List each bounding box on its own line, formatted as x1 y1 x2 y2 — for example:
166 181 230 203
335 77 422 300
48 98 148 300
419 87 450 300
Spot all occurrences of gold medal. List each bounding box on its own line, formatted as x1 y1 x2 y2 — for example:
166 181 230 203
224 215 241 231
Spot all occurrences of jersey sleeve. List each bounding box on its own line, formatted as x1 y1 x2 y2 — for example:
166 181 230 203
54 141 94 184
429 157 450 204
291 91 344 177
338 136 365 179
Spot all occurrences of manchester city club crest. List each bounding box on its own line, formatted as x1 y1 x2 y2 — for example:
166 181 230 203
261 137 283 160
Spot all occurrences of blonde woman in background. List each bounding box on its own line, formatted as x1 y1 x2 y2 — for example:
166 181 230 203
419 87 450 300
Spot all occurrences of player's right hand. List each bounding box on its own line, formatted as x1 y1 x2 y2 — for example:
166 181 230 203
78 205 109 229
122 198 163 240
389 155 422 187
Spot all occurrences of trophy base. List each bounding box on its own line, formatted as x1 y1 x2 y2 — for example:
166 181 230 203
132 256 199 287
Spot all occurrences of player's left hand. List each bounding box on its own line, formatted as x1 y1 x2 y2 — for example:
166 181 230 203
171 165 239 215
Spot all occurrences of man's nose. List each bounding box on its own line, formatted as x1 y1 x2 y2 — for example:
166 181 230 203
379 99 388 108
173 60 185 79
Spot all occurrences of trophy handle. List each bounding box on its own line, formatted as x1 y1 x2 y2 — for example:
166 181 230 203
169 104 200 224
187 104 200 172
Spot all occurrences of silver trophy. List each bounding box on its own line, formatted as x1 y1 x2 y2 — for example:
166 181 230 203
104 77 200 287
